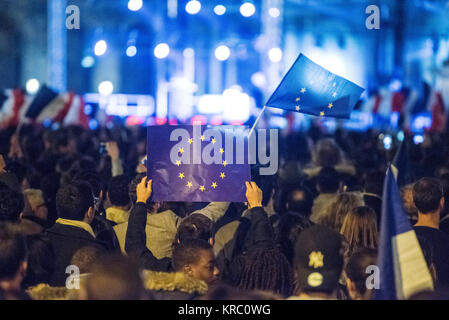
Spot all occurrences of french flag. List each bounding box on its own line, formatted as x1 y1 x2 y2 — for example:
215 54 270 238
429 91 446 132
0 84 88 128
0 89 28 129
375 166 434 300
24 84 59 121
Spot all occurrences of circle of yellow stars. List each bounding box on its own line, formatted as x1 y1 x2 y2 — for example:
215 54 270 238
294 78 339 117
175 135 229 193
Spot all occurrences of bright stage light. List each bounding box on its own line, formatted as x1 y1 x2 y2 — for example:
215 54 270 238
81 56 95 68
126 45 137 57
26 78 40 94
128 0 142 11
98 81 114 95
240 2 255 17
154 43 170 59
251 72 267 88
215 45 230 61
268 47 282 62
214 5 226 15
268 7 280 18
222 88 251 122
94 40 107 56
185 0 201 14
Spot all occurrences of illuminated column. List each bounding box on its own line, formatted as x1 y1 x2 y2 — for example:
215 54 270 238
47 0 67 91
167 0 178 18
183 48 195 82
225 57 237 88
209 52 222 94
261 0 283 93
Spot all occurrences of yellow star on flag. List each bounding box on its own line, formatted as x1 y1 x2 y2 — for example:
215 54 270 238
300 88 306 94
186 181 193 188
188 138 193 144
320 111 324 116
175 160 181 166
332 92 337 98
211 138 216 144
219 148 224 154
220 172 226 179
296 105 300 111
199 185 205 192
211 182 217 189
295 97 300 102
178 172 185 179
200 135 205 141
328 103 333 109
222 160 227 167
178 147 184 154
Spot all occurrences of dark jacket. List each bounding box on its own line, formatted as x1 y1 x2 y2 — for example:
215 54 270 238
45 223 107 286
91 213 120 252
275 211 313 264
125 202 172 272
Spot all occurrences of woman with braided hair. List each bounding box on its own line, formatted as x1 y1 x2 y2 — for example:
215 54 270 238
234 246 293 298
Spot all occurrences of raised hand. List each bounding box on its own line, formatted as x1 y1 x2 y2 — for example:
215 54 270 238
136 176 152 203
245 181 263 209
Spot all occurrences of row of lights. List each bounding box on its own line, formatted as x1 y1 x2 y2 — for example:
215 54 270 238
90 39 282 62
24 78 115 97
185 1 278 18
26 73 269 97
127 0 280 18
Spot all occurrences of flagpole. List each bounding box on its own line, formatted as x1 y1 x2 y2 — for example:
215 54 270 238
248 105 266 137
15 121 23 135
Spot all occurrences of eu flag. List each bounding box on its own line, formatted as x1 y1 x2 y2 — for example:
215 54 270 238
375 165 433 300
147 125 251 202
266 54 364 119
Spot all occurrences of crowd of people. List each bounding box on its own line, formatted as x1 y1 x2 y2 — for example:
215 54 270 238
1 123 449 300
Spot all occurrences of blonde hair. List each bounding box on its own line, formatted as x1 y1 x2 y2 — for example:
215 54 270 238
340 206 378 251
23 189 45 210
318 192 364 231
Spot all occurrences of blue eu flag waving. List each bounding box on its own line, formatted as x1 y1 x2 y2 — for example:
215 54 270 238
266 54 364 119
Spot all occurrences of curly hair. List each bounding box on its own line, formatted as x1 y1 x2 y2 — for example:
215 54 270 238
233 247 293 298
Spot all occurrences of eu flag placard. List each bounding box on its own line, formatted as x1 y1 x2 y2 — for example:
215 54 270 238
266 53 365 119
147 125 251 202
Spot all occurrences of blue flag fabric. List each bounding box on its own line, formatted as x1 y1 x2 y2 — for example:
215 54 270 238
147 125 251 202
25 84 58 119
266 54 364 119
376 166 433 300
